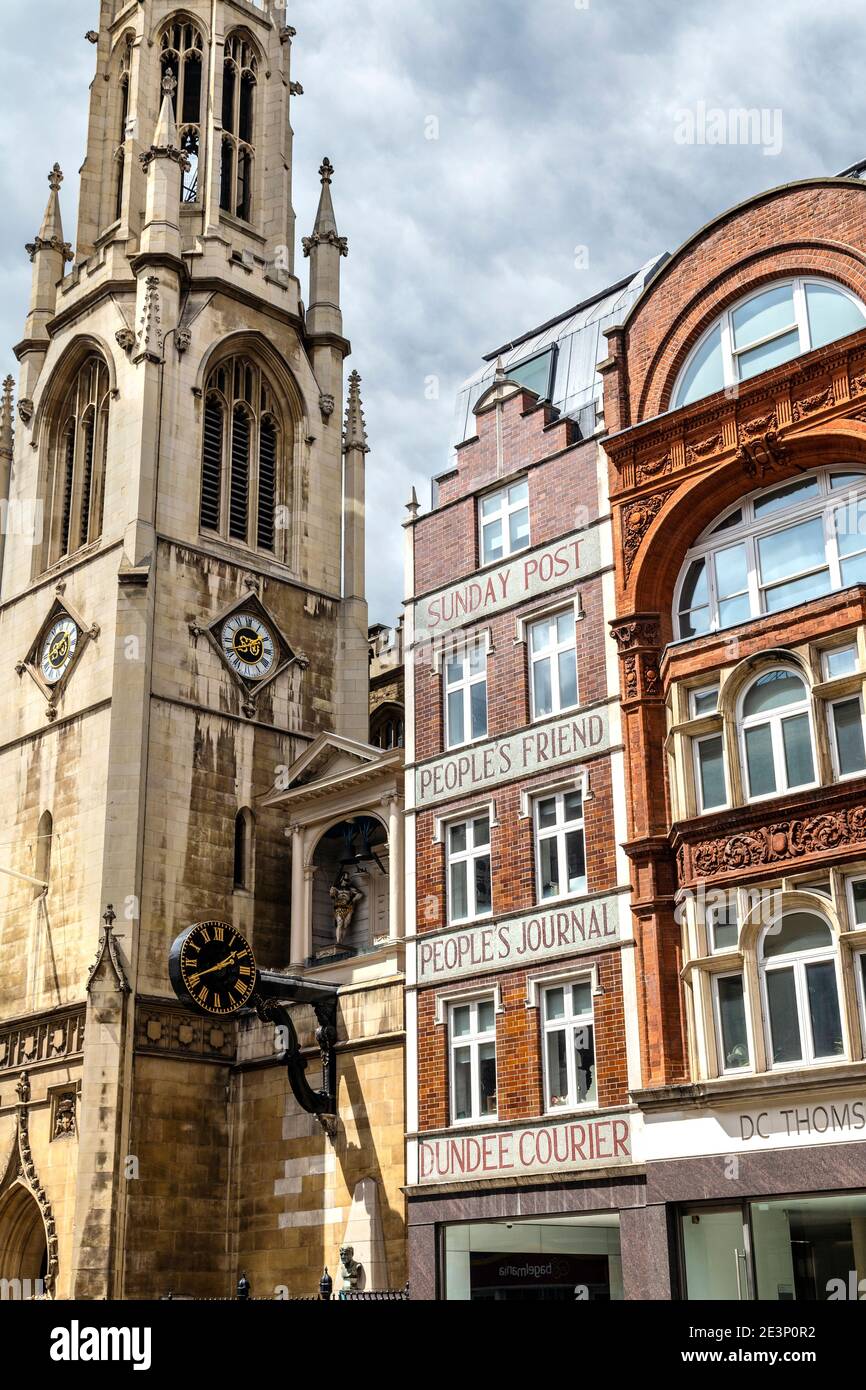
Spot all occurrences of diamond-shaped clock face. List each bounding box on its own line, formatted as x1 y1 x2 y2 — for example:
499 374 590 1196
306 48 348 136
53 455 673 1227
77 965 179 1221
40 615 79 685
19 598 93 714
219 611 278 683
206 593 302 701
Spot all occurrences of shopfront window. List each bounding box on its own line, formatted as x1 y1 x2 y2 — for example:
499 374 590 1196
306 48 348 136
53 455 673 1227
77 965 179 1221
681 1193 866 1301
444 1214 623 1301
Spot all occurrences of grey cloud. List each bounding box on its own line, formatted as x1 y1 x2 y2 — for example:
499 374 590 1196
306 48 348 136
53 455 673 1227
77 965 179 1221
2 0 864 622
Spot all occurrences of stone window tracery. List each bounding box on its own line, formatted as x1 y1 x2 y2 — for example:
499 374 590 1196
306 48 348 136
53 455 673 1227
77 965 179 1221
45 355 110 568
220 33 258 222
199 354 284 557
159 18 204 204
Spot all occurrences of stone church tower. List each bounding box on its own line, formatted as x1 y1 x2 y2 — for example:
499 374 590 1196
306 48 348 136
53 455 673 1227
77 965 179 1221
0 1 404 1300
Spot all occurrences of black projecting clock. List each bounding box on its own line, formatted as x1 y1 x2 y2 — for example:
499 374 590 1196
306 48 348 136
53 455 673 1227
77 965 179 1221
168 921 259 1017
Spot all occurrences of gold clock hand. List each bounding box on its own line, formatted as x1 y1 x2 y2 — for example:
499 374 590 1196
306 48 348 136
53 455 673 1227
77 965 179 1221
190 951 239 980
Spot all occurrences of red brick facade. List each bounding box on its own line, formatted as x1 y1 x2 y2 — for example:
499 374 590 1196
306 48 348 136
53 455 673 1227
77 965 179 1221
405 370 633 1187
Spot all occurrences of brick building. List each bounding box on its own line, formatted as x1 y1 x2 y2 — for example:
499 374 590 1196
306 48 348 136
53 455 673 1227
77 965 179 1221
605 166 866 1299
405 164 866 1302
402 269 663 1300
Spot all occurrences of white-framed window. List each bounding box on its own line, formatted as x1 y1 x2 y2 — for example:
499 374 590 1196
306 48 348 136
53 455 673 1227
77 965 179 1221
541 978 597 1110
478 478 530 566
534 790 586 902
444 643 488 748
690 684 720 718
694 732 727 812
847 875 866 928
449 996 497 1123
529 608 578 719
739 668 816 801
822 643 859 680
712 972 752 1073
671 278 866 410
829 693 866 779
446 814 492 924
760 912 844 1067
706 896 738 953
674 467 866 640
855 950 866 1046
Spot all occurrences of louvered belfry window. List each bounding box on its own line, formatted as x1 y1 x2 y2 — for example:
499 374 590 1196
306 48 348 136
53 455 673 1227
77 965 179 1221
47 354 110 568
199 355 282 555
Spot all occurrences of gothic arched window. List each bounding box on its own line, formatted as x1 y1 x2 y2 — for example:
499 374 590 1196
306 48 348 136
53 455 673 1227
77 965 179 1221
200 355 283 555
220 33 258 222
159 18 204 204
234 808 255 891
46 355 110 567
114 38 132 222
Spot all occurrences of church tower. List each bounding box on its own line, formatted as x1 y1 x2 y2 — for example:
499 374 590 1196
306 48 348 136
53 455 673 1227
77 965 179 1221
0 0 377 1299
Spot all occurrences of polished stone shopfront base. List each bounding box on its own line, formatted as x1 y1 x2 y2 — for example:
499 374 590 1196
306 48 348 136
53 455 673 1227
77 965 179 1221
407 1140 866 1299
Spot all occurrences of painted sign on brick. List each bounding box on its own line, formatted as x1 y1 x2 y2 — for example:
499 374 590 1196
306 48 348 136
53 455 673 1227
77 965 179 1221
414 1112 632 1184
413 528 602 640
415 705 613 809
416 892 623 985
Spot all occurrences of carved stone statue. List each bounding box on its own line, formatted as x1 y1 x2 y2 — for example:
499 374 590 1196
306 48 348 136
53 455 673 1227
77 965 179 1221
339 1245 363 1292
54 1095 76 1138
330 871 362 944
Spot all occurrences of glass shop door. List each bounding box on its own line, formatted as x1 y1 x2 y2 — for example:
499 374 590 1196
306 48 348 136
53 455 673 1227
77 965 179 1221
680 1205 754 1300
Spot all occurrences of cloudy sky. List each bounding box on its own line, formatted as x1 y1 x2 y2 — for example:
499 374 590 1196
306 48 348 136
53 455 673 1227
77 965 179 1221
0 0 863 621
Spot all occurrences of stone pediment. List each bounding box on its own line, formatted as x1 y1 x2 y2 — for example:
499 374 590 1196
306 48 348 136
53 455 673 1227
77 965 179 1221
267 732 397 803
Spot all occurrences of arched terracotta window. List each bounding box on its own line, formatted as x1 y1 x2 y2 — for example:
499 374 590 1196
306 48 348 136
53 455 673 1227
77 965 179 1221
159 17 204 204
675 466 866 640
46 355 110 567
199 355 284 555
220 33 258 222
672 278 866 409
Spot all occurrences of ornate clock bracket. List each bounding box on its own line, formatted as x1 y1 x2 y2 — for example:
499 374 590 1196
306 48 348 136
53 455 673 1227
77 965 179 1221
254 971 339 1135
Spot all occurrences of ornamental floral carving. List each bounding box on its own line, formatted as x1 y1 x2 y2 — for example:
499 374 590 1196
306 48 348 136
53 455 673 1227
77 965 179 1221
792 387 834 422
687 804 866 879
636 453 671 485
611 616 662 653
685 433 722 466
621 492 672 580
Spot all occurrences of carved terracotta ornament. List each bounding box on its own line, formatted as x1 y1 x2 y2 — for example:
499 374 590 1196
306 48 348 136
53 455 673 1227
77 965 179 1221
621 493 672 580
685 433 723 466
792 387 834 422
636 453 671 485
687 804 866 879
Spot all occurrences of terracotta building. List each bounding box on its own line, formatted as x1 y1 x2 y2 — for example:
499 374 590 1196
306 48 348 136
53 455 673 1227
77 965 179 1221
605 164 866 1299
0 0 405 1301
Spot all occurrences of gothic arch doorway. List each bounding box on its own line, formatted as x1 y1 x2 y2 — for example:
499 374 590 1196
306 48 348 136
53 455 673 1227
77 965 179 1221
0 1182 49 1285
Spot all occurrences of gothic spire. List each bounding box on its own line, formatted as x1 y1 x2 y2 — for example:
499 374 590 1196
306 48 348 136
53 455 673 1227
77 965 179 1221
303 158 348 257
26 164 72 264
343 370 369 454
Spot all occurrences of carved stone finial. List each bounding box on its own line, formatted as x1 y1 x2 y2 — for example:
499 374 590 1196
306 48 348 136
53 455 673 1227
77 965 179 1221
343 370 370 454
103 904 116 930
16 1071 31 1105
319 157 334 185
162 69 177 98
48 163 63 193
405 486 420 520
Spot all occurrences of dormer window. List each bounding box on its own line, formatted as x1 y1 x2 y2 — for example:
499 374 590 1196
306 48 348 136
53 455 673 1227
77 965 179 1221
671 278 866 409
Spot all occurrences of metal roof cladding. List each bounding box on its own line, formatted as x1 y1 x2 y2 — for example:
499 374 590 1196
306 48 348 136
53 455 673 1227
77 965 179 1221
450 253 669 451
